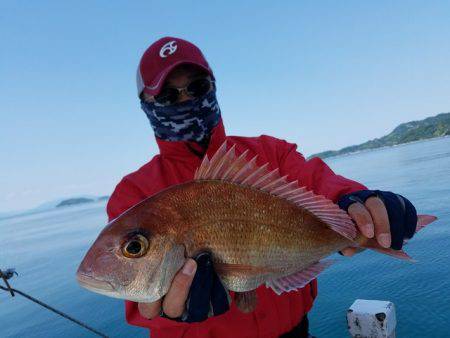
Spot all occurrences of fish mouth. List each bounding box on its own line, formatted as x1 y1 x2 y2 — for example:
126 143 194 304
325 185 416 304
76 273 116 293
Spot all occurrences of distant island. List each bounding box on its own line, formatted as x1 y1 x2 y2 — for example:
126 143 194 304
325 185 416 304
0 195 111 221
311 112 450 159
56 195 110 208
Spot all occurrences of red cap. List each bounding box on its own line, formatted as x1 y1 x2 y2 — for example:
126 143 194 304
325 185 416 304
136 37 214 97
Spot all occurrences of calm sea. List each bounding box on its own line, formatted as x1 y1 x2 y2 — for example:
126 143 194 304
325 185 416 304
1 137 449 338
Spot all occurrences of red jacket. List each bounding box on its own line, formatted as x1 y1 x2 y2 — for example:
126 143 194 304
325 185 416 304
107 119 366 338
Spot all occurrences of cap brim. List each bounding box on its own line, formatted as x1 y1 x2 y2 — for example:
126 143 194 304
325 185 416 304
142 61 213 96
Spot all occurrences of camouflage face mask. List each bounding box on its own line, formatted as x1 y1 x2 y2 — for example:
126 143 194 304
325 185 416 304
141 90 221 142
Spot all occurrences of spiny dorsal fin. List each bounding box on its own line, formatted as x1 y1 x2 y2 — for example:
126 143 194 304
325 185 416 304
194 141 356 240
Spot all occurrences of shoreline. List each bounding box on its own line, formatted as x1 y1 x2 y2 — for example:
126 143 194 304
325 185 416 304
313 135 449 161
0 200 107 222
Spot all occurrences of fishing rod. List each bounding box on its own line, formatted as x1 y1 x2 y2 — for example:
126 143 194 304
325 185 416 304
0 268 109 338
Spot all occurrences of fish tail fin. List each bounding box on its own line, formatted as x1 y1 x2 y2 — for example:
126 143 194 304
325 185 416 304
358 213 437 261
358 237 416 261
416 214 437 232
369 247 416 262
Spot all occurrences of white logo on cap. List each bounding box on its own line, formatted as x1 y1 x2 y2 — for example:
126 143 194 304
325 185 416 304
159 41 177 58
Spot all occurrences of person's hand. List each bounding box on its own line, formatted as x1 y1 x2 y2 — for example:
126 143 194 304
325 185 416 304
138 252 230 322
138 258 197 319
338 190 417 256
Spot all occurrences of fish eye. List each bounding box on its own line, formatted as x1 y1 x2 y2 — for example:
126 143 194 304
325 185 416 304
122 234 149 258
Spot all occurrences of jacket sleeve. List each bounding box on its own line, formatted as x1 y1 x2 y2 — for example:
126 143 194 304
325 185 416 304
278 140 367 202
107 177 192 337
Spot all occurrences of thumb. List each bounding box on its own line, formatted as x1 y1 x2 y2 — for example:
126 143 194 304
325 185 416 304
162 259 197 318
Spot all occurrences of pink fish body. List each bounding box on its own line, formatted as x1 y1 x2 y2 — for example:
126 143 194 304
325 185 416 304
77 142 436 311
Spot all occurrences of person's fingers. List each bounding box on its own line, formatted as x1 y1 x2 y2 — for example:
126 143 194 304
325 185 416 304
365 196 391 248
162 259 197 318
347 202 375 238
138 300 162 319
401 195 418 239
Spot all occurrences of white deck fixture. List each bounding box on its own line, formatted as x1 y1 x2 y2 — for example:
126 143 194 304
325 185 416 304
347 299 396 338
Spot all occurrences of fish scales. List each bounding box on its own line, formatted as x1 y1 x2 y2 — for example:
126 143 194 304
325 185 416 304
77 141 436 308
148 180 352 291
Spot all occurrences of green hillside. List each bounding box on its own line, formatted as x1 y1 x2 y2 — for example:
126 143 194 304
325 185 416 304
311 112 450 159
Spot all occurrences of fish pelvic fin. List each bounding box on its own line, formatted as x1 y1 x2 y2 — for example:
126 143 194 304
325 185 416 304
234 290 257 313
194 141 357 240
266 260 334 295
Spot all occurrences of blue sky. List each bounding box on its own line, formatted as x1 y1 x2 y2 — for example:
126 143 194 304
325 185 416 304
1 1 450 212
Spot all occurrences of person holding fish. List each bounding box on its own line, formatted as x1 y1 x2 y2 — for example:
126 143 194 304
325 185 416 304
77 37 435 338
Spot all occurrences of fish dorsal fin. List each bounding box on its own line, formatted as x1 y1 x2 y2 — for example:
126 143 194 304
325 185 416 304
195 141 356 240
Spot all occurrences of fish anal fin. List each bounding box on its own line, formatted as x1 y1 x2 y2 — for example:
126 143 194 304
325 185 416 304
266 260 334 295
234 290 257 313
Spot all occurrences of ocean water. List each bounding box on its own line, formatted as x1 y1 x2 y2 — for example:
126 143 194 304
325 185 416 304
1 137 449 338
309 137 450 337
0 203 147 338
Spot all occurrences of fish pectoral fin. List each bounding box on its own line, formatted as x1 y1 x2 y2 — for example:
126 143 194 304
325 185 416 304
266 260 334 295
234 290 257 313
